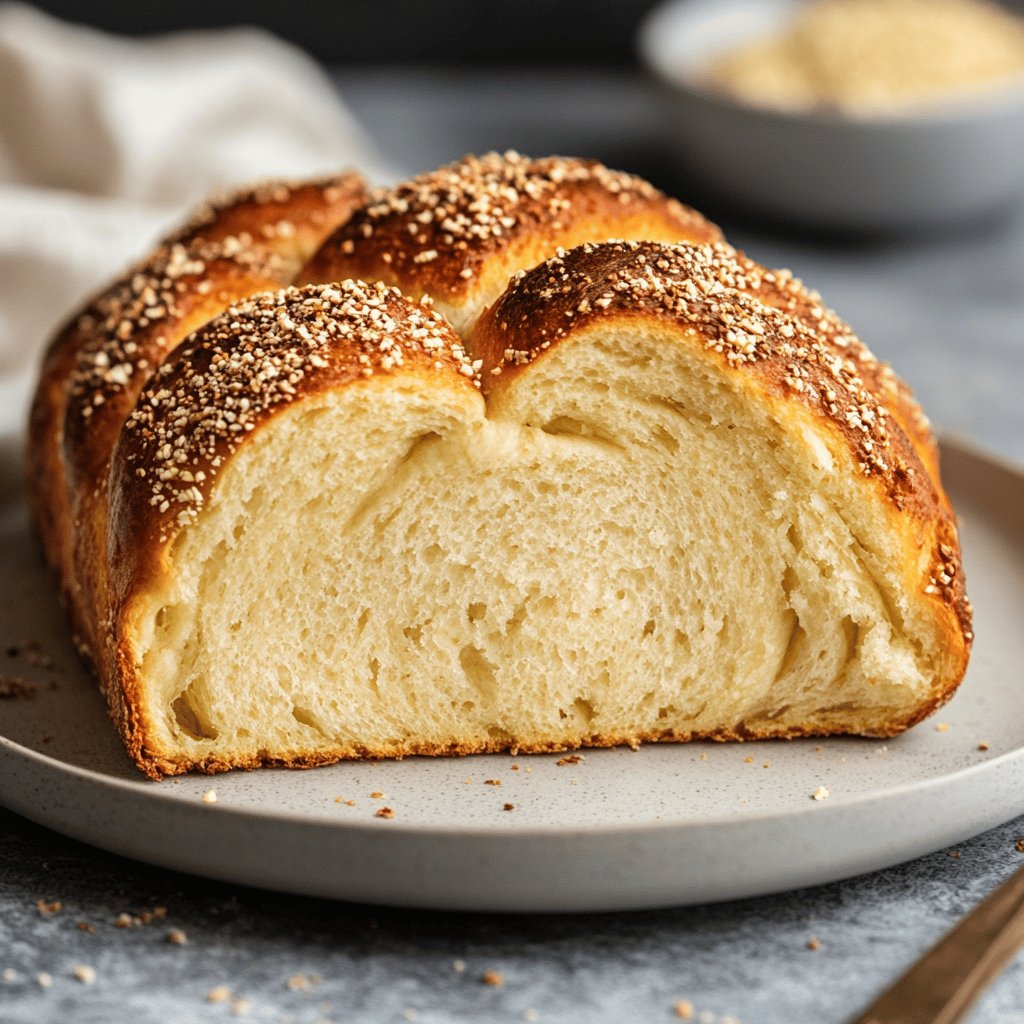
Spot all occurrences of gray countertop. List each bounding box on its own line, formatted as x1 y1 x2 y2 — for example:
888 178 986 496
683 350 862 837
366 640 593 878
2 68 1023 1024
3 812 1024 1024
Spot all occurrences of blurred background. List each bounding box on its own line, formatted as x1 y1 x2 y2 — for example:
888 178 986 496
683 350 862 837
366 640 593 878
20 0 1024 212
15 0 690 198
16 1 659 65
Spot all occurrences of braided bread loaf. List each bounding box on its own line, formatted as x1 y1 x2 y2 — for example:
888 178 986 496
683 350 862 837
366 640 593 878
28 152 971 778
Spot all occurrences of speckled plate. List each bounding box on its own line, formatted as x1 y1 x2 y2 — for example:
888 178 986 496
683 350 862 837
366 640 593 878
0 439 1021 912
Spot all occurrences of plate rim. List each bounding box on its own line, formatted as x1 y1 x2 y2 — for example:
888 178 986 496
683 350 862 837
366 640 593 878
4 725 1024 839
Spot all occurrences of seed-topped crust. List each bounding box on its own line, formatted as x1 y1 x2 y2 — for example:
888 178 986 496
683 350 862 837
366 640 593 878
722 246 939 490
472 239 972 647
478 241 909 481
300 151 722 330
165 172 368 276
63 241 287 492
63 174 370 489
111 281 480 561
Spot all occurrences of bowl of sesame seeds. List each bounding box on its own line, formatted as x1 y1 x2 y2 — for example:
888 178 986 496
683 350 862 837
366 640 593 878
638 0 1024 233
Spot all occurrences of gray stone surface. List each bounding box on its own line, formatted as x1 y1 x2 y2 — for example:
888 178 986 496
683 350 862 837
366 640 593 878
2 68 1023 1024
3 808 1024 1024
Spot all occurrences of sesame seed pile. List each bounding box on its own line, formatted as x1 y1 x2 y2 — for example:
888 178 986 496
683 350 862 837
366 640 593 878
121 281 477 535
704 0 1024 115
326 150 711 286
67 241 283 427
488 240 898 477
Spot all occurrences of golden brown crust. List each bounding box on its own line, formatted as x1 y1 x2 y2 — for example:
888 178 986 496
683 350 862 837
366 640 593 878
721 249 944 503
63 244 287 496
108 282 481 775
133 716 934 780
164 172 368 276
65 245 288 661
299 152 722 323
26 335 84 629
474 241 933 495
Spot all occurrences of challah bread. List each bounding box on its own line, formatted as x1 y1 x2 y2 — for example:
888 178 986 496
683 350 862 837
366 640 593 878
26 153 972 778
27 172 367 654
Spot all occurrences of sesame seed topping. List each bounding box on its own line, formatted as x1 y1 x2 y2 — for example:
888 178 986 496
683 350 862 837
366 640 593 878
120 281 477 540
315 151 717 294
66 240 286 448
167 172 363 246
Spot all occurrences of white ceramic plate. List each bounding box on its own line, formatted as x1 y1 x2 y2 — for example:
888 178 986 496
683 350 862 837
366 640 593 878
1 439 1021 912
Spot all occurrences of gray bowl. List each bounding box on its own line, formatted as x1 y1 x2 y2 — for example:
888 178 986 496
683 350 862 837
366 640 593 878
638 0 1024 233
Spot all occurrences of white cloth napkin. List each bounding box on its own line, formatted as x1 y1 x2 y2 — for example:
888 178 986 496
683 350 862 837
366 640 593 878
0 3 387 437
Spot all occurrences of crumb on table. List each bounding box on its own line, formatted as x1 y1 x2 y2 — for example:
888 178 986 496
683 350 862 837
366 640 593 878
0 677 37 700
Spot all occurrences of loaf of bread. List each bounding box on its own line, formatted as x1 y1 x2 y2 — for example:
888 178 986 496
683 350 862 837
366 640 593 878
27 152 972 778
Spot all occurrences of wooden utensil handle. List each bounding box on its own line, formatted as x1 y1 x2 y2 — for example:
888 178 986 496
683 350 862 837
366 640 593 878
853 862 1024 1024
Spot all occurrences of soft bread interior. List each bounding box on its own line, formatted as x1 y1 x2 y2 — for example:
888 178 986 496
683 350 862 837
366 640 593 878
125 320 946 766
